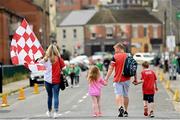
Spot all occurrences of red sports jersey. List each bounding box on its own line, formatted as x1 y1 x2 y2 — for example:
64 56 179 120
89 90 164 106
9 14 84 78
43 56 65 84
141 69 157 94
111 53 130 82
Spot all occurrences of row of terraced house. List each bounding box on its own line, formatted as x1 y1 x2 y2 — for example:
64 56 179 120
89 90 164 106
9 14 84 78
57 8 162 56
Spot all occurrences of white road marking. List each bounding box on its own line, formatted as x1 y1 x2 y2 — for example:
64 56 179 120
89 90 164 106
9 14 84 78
65 111 71 114
82 95 87 99
78 99 83 103
72 105 78 109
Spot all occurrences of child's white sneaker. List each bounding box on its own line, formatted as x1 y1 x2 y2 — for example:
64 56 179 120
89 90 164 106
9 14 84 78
53 112 58 119
46 111 52 117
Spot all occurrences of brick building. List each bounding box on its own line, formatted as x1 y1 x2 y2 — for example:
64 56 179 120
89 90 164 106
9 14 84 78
57 0 99 13
0 0 50 64
85 9 162 55
0 8 22 64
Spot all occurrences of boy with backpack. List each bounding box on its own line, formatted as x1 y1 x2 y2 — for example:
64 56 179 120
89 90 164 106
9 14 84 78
105 42 137 117
133 61 158 118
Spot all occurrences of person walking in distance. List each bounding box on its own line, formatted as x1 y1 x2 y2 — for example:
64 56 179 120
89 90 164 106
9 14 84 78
69 63 76 88
39 44 65 118
133 61 158 118
87 66 107 117
104 42 131 117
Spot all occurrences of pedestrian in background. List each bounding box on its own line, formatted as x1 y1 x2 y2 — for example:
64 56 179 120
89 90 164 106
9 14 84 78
87 66 107 117
74 64 81 87
69 63 76 88
39 44 65 118
133 61 158 118
105 42 131 117
96 59 103 76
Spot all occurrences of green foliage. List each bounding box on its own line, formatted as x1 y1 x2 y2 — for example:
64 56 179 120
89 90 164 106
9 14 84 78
3 73 28 85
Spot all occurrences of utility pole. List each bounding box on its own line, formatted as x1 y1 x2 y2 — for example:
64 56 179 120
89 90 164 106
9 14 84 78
43 0 47 49
0 63 3 93
164 10 167 48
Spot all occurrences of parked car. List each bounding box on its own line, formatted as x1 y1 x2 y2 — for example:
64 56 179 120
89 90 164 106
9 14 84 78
29 70 45 87
92 52 112 62
133 53 154 64
70 55 89 71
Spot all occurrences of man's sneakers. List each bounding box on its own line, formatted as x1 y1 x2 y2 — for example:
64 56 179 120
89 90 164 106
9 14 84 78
118 106 129 117
144 105 148 116
118 106 124 117
124 111 128 117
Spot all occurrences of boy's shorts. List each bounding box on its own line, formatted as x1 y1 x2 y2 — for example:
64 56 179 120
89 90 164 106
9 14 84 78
113 80 130 97
143 94 154 103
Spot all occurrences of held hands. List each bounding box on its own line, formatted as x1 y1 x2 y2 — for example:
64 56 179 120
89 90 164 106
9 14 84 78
104 80 108 86
155 87 158 92
132 80 138 85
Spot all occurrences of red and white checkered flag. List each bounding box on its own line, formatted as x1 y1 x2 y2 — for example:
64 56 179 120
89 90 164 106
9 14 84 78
10 19 45 72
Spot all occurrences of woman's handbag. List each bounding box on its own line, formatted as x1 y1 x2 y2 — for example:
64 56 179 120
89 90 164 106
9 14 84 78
58 57 67 91
59 72 66 90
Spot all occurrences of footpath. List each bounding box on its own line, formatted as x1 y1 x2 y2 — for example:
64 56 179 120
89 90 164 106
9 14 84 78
155 67 180 112
0 79 29 97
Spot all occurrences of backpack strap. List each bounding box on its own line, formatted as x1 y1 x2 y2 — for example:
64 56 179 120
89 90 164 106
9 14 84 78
118 53 127 82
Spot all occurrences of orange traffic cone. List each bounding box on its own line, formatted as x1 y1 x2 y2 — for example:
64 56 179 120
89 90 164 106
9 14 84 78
33 83 39 94
165 80 170 89
1 94 9 107
173 89 180 102
18 88 25 100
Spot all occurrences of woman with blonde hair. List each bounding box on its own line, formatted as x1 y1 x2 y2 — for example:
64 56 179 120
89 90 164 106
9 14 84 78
40 44 65 118
87 66 107 117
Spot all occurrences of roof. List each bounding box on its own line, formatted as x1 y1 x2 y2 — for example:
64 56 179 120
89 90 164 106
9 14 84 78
87 8 162 24
60 9 97 26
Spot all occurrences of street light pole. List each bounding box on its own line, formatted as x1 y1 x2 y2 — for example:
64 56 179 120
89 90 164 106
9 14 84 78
164 10 167 48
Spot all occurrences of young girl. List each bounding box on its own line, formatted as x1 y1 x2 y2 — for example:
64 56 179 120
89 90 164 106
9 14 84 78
87 66 107 117
134 61 158 118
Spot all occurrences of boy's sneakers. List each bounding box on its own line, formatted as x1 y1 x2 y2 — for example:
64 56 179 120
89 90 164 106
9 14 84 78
46 111 52 117
144 105 148 116
118 106 124 117
149 111 155 118
124 111 128 117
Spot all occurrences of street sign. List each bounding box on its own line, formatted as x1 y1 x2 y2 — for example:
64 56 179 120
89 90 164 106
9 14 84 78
166 35 176 52
176 12 180 20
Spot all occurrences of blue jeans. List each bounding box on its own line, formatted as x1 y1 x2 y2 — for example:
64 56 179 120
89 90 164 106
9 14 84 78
45 81 60 112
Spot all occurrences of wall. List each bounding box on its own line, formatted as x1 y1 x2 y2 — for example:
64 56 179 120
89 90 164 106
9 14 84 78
57 26 85 56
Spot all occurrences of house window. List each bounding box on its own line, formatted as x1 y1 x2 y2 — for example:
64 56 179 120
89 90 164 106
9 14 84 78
153 25 158 38
137 0 141 4
91 33 96 39
144 27 147 37
64 0 73 5
106 27 113 39
73 29 77 38
132 26 138 38
63 29 66 39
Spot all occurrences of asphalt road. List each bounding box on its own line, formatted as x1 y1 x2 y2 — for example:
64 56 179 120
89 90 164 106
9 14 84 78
0 65 180 120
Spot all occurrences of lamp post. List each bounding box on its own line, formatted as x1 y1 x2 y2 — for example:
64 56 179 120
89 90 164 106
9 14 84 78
0 63 3 93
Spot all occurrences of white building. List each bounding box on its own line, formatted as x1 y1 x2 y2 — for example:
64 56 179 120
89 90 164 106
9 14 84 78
57 9 96 56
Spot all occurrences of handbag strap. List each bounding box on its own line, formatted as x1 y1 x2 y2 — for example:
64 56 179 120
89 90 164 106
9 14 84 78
58 56 62 71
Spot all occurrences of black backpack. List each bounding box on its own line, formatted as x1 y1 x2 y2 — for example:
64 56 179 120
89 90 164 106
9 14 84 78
123 56 137 77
